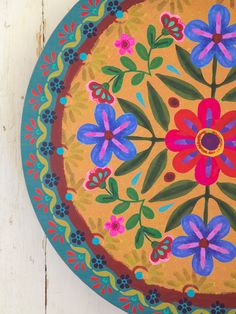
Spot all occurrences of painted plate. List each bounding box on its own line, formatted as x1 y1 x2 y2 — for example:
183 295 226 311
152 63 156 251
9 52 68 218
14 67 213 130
21 0 236 313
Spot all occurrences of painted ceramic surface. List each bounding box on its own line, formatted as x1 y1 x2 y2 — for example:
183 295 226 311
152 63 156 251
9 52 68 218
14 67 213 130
21 0 236 313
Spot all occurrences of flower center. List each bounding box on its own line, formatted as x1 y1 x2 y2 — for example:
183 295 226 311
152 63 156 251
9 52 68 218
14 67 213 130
112 222 119 230
199 238 209 248
212 33 222 44
121 40 130 49
104 130 114 140
195 128 224 157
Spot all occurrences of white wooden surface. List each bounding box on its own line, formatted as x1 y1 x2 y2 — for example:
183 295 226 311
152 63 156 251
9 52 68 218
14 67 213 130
0 1 122 313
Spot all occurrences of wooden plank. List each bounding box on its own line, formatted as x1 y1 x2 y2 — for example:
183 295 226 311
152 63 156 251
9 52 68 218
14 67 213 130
0 1 46 314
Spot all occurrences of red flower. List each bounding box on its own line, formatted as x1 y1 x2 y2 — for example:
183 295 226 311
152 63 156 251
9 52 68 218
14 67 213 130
25 118 38 144
91 276 113 295
67 250 86 271
160 12 185 42
29 84 45 110
84 167 112 190
26 154 39 179
81 0 101 17
48 221 64 244
40 52 57 76
87 81 115 105
58 23 76 45
150 236 173 265
166 98 236 185
33 188 49 213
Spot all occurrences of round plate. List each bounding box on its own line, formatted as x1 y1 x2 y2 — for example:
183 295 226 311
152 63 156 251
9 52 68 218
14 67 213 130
21 1 236 313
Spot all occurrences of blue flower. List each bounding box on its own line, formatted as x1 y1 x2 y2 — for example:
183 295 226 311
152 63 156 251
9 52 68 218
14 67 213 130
185 4 236 68
77 104 137 167
172 215 236 276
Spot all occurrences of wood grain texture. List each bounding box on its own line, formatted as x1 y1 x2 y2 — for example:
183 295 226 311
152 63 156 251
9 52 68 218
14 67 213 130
0 0 122 313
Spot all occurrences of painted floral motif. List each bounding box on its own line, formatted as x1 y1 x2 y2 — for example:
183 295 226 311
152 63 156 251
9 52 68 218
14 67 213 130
150 236 173 265
185 4 236 68
87 81 115 105
84 167 111 190
166 98 236 185
22 1 236 313
114 34 135 55
172 215 236 276
77 104 137 167
104 215 125 237
160 12 185 42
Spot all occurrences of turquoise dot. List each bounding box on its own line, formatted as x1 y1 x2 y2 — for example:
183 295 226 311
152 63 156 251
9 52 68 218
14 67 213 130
52 63 57 70
92 237 100 246
65 193 73 201
116 10 124 18
57 147 64 155
187 289 195 298
135 272 143 280
35 129 41 136
80 52 87 61
36 162 42 169
60 97 67 105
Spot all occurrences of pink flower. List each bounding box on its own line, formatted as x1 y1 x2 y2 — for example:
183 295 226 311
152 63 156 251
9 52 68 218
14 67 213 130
104 215 125 237
114 34 135 55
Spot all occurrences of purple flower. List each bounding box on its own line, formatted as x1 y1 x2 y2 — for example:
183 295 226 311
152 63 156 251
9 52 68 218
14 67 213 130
172 215 236 276
77 104 137 167
185 4 236 68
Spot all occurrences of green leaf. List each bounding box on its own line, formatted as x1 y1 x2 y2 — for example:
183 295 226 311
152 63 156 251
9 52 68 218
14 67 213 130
222 87 236 102
156 73 204 100
120 56 137 70
127 187 139 201
115 147 152 176
135 228 145 249
102 66 122 75
108 178 119 198
217 182 236 201
136 43 149 61
214 198 236 231
147 81 170 131
143 227 162 239
222 66 236 85
113 202 130 214
112 74 124 93
142 206 154 219
150 180 198 202
96 194 116 203
150 57 163 70
175 45 207 84
117 98 154 134
126 214 140 230
165 197 200 232
142 149 168 194
131 72 145 86
147 25 156 47
154 38 173 48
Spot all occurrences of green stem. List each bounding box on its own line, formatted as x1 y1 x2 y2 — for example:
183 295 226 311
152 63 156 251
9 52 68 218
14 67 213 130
138 200 152 243
107 34 164 86
147 34 163 74
203 186 210 225
211 56 217 98
127 136 165 143
107 69 150 85
105 187 152 243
